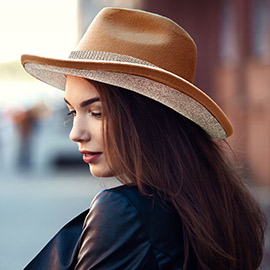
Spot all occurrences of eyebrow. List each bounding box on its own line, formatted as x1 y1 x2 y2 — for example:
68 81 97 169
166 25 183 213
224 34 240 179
64 97 101 108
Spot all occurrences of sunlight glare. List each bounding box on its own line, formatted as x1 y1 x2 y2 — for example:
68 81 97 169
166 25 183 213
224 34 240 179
0 0 77 62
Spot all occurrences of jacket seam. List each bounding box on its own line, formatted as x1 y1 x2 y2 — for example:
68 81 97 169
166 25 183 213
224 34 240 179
109 189 160 268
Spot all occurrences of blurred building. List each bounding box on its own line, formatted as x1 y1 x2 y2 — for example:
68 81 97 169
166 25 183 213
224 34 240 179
144 0 270 186
77 0 270 186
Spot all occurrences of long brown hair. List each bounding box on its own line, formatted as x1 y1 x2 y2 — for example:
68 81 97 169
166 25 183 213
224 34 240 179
92 80 266 270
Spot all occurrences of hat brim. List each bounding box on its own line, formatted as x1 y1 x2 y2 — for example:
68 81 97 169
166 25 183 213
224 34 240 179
21 54 233 139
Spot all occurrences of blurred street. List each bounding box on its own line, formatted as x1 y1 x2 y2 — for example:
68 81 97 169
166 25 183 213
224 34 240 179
0 169 269 270
0 170 120 270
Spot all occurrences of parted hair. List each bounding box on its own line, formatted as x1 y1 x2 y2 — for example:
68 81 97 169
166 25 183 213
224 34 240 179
92 80 266 270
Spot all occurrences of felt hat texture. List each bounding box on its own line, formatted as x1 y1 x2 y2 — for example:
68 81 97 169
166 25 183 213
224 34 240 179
21 7 233 139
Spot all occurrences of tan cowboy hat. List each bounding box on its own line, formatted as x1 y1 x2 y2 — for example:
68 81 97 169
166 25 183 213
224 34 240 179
21 7 233 139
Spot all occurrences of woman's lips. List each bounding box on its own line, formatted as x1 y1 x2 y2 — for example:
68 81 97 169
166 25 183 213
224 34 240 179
80 151 102 163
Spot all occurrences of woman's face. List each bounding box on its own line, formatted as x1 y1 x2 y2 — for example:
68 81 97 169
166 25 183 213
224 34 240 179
64 75 114 177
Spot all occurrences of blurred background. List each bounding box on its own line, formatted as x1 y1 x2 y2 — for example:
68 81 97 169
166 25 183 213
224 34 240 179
0 0 269 269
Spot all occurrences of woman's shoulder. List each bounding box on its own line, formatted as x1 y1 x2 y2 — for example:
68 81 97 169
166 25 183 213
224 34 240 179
90 184 179 223
83 185 184 269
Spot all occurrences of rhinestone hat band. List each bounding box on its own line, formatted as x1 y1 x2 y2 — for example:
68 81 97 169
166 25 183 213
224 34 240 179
69 51 160 68
24 61 226 139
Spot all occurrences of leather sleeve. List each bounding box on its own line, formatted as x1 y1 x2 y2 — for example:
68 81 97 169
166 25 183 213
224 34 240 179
23 210 88 270
74 189 152 270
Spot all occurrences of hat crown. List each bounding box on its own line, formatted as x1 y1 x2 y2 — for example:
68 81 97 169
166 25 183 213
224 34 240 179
21 7 233 139
76 8 197 83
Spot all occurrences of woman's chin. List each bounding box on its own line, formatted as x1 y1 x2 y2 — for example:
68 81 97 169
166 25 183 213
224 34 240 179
89 164 115 178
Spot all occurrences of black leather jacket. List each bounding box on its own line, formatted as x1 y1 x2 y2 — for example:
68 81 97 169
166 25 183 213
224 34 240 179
24 185 191 269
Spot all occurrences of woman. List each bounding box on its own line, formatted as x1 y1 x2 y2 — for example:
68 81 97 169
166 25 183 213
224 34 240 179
21 7 266 270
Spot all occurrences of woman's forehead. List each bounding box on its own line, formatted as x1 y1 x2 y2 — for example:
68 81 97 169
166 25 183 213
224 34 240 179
65 75 100 103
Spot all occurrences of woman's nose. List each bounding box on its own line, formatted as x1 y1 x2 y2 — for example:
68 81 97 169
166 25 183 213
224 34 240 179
69 117 91 143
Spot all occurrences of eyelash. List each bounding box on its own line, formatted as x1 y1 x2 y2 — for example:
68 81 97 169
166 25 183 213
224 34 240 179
91 112 102 118
65 110 102 120
67 110 76 117
63 111 75 126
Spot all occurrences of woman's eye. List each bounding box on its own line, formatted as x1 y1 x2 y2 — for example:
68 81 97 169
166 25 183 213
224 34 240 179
90 111 102 119
64 110 76 126
67 110 76 117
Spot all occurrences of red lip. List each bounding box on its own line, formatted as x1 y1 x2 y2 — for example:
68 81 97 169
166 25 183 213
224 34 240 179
80 150 102 164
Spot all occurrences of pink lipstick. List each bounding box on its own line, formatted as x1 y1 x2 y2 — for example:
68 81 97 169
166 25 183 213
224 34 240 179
80 151 102 163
